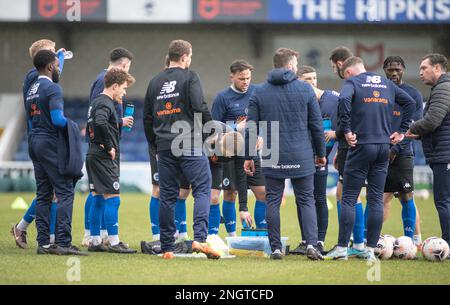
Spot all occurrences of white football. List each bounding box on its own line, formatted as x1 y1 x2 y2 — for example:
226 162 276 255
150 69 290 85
384 234 396 246
394 236 417 259
422 237 449 262
374 235 394 260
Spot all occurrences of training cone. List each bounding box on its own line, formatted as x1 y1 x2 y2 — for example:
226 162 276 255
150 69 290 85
11 197 29 210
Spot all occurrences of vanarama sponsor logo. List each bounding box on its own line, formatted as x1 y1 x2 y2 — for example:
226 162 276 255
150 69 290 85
157 108 181 117
364 91 388 104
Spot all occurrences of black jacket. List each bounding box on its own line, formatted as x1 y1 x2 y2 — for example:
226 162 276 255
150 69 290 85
410 73 450 164
86 94 120 156
143 67 212 154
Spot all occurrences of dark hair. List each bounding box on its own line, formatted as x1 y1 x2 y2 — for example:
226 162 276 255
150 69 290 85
298 65 316 76
168 40 192 62
329 46 353 63
33 50 57 71
109 48 133 63
341 56 365 74
383 56 406 69
273 48 299 68
229 59 254 74
104 68 135 88
422 53 448 72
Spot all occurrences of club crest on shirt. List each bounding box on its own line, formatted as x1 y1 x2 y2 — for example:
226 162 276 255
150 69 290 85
113 181 120 191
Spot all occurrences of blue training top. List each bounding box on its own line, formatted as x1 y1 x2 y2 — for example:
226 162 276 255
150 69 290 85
211 84 256 126
319 89 339 157
390 83 424 156
25 76 67 136
338 72 415 145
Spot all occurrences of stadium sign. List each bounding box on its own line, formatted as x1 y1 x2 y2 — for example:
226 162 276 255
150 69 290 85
269 0 450 23
30 0 107 22
193 0 268 22
107 0 192 23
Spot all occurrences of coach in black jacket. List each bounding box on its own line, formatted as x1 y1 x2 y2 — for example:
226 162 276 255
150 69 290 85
143 40 220 259
407 54 450 247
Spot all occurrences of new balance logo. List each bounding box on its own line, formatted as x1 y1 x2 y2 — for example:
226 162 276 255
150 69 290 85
29 83 40 95
366 75 381 84
160 81 177 94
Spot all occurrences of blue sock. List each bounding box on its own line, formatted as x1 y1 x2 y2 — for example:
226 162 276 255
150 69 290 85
208 204 221 235
254 200 267 229
364 204 369 240
222 200 236 233
49 201 57 235
149 196 160 236
401 198 416 239
337 200 341 222
104 197 120 236
84 193 93 230
89 195 104 237
353 202 365 245
23 198 37 223
175 198 187 234
100 201 106 232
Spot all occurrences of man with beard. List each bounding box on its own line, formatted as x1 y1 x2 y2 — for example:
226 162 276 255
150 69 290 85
25 50 85 255
382 56 424 247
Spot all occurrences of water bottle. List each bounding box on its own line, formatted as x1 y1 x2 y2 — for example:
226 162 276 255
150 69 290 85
122 103 134 132
323 118 335 149
63 50 73 60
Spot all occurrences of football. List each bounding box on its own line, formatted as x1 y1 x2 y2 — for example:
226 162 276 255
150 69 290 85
374 235 394 260
422 237 450 262
394 236 417 259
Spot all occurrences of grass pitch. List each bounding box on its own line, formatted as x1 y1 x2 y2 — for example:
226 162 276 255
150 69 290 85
0 192 449 285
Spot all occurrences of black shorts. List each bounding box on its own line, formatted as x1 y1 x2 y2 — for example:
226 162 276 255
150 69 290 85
210 159 223 190
222 158 265 190
384 155 414 193
336 147 349 183
150 152 190 189
86 152 120 194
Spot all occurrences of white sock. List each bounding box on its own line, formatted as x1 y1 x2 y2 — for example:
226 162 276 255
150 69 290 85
228 232 237 237
413 234 422 245
17 219 30 232
50 234 55 244
100 230 108 240
307 245 314 250
84 229 91 238
178 232 189 239
108 235 120 246
152 234 160 241
353 243 365 251
337 246 347 253
91 236 102 246
318 241 324 246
